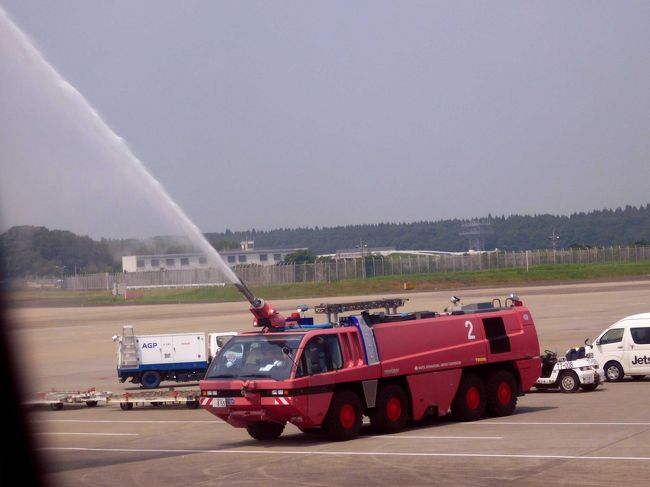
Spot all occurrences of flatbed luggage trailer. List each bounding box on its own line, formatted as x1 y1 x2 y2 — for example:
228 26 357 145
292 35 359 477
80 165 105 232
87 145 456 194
25 389 112 410
114 389 201 410
200 293 541 441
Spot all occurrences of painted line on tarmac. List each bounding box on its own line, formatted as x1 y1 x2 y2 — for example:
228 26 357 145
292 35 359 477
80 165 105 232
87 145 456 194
33 419 222 424
41 447 650 461
35 420 650 427
36 432 139 436
371 436 502 440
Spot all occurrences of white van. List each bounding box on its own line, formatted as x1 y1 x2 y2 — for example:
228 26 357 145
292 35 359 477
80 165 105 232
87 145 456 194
588 313 650 381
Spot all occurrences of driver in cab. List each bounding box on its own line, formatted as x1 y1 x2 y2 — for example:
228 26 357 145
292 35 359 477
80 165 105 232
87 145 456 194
252 345 286 372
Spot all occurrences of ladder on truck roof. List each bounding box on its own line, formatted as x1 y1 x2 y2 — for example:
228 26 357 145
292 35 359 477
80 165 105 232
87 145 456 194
314 298 408 324
313 299 407 367
119 325 139 368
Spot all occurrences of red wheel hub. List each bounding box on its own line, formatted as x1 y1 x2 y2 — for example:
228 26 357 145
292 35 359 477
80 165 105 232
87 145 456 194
466 386 480 410
497 382 511 405
339 404 356 429
386 397 402 422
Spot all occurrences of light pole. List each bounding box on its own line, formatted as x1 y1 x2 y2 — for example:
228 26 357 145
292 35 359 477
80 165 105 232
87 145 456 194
356 239 368 278
55 265 66 287
548 230 560 264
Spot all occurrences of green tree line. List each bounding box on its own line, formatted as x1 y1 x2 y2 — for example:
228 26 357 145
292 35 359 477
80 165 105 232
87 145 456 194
2 205 649 278
205 205 650 254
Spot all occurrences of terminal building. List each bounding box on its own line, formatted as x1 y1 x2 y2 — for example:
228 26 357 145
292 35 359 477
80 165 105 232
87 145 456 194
121 241 305 272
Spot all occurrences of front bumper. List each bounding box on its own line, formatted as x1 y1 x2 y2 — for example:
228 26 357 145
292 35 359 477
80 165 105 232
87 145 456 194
200 392 319 429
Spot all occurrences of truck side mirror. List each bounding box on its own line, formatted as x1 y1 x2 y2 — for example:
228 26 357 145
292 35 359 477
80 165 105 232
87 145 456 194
282 346 299 368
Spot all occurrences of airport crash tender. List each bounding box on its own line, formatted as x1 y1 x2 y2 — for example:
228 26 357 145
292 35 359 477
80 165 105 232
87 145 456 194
200 294 542 441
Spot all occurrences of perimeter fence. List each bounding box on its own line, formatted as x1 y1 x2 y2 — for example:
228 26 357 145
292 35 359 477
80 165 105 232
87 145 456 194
55 245 650 291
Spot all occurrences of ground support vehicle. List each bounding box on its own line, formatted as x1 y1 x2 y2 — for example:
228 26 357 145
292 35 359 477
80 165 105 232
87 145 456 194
587 313 650 382
24 389 112 410
535 347 603 392
111 388 201 410
112 326 236 389
200 292 541 442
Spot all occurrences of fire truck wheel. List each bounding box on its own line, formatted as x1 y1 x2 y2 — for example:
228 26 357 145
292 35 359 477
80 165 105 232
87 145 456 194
604 361 624 382
324 390 363 441
85 401 98 408
120 402 133 410
140 371 161 389
486 370 517 417
558 371 580 392
451 374 486 422
246 421 285 441
370 384 409 433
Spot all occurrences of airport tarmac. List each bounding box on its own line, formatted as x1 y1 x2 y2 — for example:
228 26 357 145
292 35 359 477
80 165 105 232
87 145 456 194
8 279 650 485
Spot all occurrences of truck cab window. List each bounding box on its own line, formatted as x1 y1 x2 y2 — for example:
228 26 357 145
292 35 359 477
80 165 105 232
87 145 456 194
297 335 343 377
205 335 303 381
217 336 233 348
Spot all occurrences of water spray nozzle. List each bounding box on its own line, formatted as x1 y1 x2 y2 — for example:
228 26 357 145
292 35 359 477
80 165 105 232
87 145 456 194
234 279 285 328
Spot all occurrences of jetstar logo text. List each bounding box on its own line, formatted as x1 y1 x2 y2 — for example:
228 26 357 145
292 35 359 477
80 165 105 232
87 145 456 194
632 355 650 365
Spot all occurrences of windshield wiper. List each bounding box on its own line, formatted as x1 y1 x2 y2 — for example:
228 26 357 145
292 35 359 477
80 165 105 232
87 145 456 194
239 373 274 378
207 373 236 378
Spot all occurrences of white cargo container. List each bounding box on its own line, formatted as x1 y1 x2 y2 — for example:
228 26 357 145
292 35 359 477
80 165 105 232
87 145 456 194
137 333 206 365
113 326 236 389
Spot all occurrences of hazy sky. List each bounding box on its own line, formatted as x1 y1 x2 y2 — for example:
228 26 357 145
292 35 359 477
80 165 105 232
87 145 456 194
1 1 649 239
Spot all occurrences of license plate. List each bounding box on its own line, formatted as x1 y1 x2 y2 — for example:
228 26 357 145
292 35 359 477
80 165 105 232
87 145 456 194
213 397 226 408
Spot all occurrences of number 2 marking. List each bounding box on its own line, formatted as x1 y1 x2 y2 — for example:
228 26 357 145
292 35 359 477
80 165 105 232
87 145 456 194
465 320 476 340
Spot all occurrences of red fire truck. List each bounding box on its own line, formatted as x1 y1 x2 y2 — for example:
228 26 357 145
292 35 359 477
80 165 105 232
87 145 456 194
200 293 541 441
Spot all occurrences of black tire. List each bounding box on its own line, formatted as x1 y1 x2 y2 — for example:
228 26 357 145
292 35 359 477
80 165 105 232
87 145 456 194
451 374 486 422
324 390 363 441
120 402 133 410
245 421 285 441
51 402 63 411
370 384 409 434
558 371 580 392
141 371 162 389
85 401 98 408
581 384 598 392
632 375 645 381
486 370 517 417
186 401 199 409
604 361 624 382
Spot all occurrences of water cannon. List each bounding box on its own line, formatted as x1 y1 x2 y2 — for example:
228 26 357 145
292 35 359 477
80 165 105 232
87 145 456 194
234 281 286 328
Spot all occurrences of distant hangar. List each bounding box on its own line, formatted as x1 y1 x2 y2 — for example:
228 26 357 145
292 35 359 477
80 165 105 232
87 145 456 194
121 241 305 272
